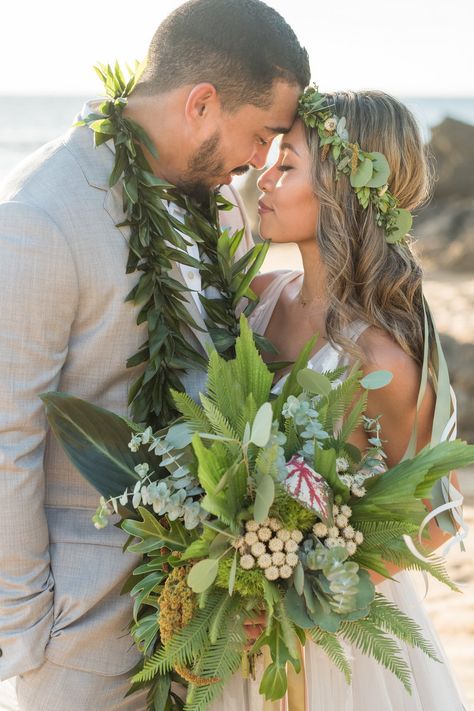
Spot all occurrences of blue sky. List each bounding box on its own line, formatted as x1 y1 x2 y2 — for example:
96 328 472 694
1 0 472 96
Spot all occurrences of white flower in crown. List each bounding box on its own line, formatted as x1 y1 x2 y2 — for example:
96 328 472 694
284 455 331 518
324 116 338 133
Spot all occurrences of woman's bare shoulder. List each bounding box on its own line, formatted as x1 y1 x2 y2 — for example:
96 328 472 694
357 327 416 375
251 269 297 297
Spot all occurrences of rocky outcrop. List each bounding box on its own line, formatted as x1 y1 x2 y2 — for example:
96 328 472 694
417 118 474 271
440 334 474 442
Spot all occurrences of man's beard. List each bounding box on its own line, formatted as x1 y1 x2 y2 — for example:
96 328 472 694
177 131 249 202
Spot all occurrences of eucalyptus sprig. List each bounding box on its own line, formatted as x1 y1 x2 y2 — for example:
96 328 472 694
298 86 413 244
78 61 269 428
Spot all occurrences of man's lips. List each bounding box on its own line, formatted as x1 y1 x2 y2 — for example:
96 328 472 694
258 200 273 214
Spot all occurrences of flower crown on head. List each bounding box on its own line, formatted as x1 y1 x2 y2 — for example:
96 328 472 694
297 86 413 244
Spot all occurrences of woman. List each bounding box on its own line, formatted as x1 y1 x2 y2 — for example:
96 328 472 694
239 91 466 709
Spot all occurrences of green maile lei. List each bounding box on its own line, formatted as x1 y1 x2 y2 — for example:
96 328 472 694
77 62 270 429
298 86 413 244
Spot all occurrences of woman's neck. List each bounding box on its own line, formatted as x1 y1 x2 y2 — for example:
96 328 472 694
297 241 328 309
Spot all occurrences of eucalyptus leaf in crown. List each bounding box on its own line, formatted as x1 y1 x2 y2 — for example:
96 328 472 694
298 86 413 244
76 61 270 429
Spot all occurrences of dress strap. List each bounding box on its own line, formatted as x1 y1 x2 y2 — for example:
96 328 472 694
249 270 302 335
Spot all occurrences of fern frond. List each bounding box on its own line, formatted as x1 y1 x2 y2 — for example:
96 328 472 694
208 593 233 644
185 599 246 711
171 389 210 432
323 366 348 383
339 392 367 442
322 374 362 431
370 594 440 661
355 520 419 548
283 417 301 459
340 618 412 692
133 591 223 681
199 394 239 440
307 627 352 683
377 540 459 592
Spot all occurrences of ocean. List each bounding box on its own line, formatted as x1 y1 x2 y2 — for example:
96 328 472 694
1 95 474 184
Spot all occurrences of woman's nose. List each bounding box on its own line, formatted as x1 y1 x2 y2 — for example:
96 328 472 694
257 165 275 193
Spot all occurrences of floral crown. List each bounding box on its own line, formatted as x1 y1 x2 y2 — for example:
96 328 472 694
297 86 412 244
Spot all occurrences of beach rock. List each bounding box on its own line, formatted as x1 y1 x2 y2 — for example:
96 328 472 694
440 333 474 442
416 200 474 271
429 118 474 200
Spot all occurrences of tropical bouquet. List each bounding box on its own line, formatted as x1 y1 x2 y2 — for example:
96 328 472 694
42 316 474 711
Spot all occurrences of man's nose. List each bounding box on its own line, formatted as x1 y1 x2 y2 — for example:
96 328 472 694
250 142 272 170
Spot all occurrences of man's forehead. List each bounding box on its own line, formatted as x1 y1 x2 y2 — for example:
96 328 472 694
265 124 292 135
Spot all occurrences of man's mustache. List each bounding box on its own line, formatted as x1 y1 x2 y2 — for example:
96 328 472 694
231 165 250 176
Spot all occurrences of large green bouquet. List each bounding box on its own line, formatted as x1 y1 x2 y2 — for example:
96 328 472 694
42 317 474 711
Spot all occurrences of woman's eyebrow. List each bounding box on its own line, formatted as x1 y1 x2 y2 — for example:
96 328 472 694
279 141 300 156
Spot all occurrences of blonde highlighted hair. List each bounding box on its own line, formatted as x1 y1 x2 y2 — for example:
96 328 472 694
305 90 433 364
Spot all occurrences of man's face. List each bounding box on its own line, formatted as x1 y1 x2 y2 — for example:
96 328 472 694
178 81 301 198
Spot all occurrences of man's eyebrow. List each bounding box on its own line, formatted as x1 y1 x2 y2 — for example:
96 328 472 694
279 141 300 156
264 125 292 135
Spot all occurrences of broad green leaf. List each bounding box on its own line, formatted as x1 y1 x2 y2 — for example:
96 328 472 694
40 392 154 499
250 402 273 447
386 208 413 244
359 370 393 390
254 474 275 523
187 558 219 593
350 157 373 187
293 561 305 596
297 368 332 396
366 152 391 188
122 507 191 550
181 537 210 561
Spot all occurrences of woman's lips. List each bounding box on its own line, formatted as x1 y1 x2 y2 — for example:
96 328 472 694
258 200 273 214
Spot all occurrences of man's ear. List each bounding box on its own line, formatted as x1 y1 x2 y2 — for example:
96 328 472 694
184 83 220 125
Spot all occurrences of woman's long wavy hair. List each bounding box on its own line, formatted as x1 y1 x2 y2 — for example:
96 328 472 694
306 91 434 365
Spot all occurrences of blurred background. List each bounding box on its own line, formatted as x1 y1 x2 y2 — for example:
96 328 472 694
1 0 473 707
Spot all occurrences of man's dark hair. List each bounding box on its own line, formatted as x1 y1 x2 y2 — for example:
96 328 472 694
134 0 310 110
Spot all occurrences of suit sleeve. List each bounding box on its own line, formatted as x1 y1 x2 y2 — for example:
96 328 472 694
0 201 78 679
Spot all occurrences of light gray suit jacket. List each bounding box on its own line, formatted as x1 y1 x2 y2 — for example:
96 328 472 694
0 116 252 680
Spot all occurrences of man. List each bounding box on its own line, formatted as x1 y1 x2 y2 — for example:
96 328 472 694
0 1 309 709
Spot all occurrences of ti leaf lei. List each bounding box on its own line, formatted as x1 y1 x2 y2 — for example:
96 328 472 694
298 86 413 244
78 62 269 429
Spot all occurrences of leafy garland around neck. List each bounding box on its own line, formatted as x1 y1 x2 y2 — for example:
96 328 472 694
298 86 413 244
77 62 269 429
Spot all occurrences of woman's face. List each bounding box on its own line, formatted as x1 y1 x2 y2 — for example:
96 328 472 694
257 120 319 244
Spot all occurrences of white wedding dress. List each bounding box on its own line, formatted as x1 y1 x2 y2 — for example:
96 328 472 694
208 270 468 711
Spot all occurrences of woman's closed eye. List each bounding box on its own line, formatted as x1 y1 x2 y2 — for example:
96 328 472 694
278 164 293 172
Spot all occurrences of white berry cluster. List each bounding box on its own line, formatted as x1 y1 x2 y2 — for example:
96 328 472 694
336 457 368 498
312 503 364 556
235 517 303 581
